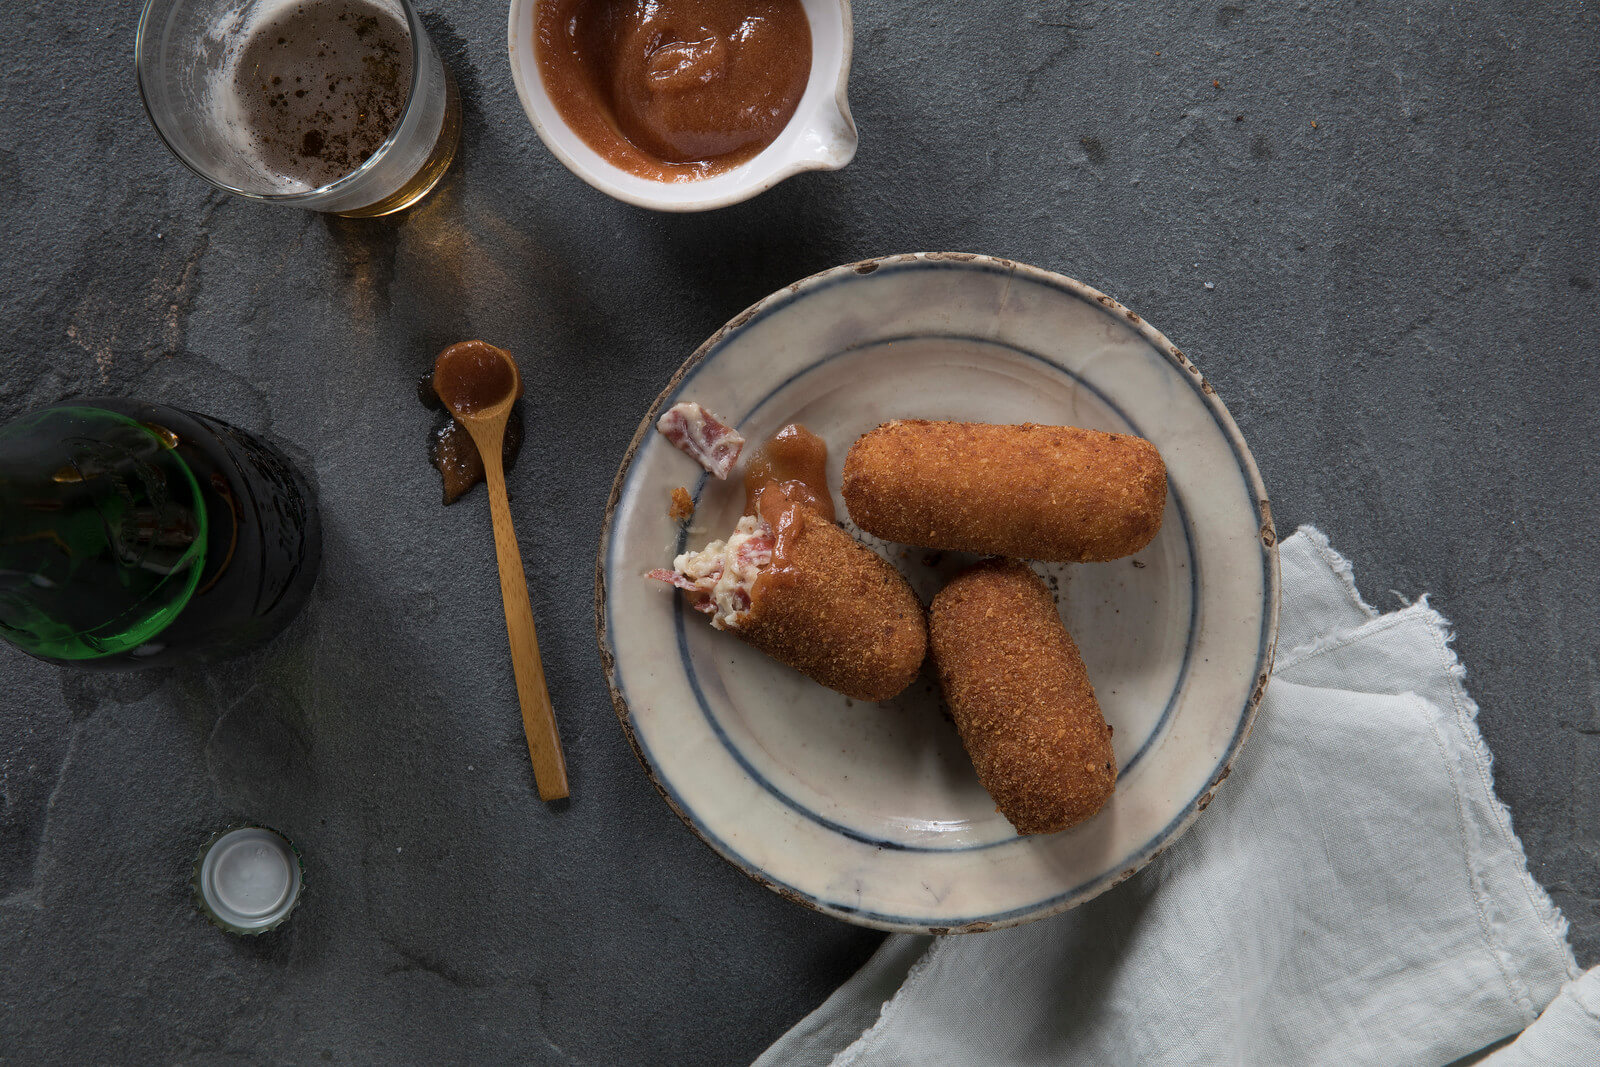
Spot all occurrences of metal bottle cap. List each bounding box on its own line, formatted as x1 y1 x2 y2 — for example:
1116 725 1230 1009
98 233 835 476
192 826 304 935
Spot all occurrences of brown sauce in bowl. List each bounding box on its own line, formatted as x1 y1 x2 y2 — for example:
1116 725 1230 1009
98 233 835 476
536 0 812 181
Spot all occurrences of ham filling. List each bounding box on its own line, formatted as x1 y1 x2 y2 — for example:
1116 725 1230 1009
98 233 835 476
655 402 745 479
648 515 774 630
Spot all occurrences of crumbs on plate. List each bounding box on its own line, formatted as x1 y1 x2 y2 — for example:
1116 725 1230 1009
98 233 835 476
669 486 694 522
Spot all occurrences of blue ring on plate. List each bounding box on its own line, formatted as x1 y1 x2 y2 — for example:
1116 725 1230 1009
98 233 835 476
670 334 1199 853
607 256 1274 927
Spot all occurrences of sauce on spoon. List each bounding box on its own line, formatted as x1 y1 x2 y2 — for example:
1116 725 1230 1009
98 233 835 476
417 341 525 506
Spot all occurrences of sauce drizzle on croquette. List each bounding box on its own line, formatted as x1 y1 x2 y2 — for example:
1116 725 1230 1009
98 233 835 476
744 423 835 522
743 423 835 592
649 423 928 701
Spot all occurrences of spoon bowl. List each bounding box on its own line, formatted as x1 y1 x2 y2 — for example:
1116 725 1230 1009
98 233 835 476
434 340 522 423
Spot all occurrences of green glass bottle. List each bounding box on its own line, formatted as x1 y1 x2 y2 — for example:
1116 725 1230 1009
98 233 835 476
0 400 321 668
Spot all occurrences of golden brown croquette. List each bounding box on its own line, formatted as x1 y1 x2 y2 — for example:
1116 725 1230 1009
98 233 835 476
930 559 1116 835
842 420 1166 563
739 509 927 702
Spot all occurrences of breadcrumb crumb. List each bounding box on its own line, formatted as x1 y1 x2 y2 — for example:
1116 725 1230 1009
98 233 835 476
669 486 694 522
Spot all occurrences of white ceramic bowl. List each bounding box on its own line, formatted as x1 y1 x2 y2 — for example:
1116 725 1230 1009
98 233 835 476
597 254 1280 932
507 0 857 211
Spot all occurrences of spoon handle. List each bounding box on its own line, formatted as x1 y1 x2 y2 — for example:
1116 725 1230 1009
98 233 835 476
480 445 570 801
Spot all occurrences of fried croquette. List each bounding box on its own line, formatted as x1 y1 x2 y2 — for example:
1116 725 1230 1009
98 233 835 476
651 508 927 701
741 509 927 701
930 559 1116 835
842 420 1166 563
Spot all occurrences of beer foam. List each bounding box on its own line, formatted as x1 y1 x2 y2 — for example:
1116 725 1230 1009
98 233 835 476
207 0 413 192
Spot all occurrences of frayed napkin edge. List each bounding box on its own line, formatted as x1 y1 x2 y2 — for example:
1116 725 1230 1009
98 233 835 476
1301 523 1382 621
1279 529 1577 993
1287 528 1577 987
826 528 1579 1067
1417 596 1581 986
830 934 956 1067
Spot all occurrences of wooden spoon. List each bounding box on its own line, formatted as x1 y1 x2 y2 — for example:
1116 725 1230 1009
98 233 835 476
433 340 569 801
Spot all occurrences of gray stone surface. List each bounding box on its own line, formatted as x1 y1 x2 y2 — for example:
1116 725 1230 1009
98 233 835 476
1 0 1596 1062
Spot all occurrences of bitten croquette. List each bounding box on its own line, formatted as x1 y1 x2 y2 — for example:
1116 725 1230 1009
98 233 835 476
738 510 927 702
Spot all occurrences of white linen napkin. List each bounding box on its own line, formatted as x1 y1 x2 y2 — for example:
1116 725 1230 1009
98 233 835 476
755 527 1591 1067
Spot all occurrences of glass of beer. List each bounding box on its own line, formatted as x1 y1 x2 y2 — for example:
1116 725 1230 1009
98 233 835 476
137 0 460 216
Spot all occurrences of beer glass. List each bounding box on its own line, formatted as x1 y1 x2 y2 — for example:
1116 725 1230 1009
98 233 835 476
136 0 460 216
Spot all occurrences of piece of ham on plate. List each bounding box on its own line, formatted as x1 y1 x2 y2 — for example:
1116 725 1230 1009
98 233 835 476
656 402 745 479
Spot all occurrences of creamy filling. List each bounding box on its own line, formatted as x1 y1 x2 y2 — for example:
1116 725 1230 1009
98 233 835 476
650 514 775 630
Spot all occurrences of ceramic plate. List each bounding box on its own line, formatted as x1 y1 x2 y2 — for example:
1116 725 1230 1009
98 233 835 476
596 254 1279 933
